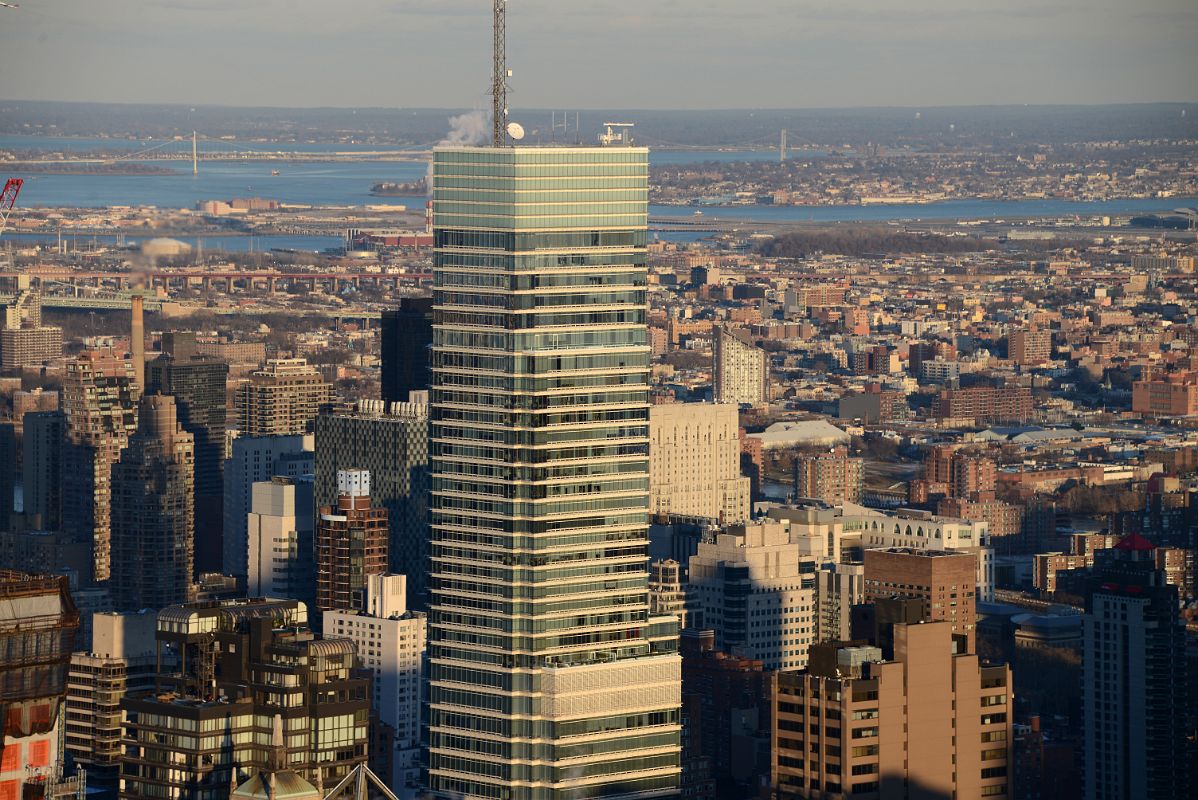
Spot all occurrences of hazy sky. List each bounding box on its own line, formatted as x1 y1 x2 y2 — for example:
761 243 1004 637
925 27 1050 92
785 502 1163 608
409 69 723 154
2 0 1196 109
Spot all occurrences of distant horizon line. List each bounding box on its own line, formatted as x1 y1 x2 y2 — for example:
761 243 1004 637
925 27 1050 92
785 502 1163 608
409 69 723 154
2 98 1196 114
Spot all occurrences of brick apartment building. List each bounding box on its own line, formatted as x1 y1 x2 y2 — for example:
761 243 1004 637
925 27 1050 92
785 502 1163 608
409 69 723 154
932 386 1034 424
864 548 978 653
1132 372 1198 417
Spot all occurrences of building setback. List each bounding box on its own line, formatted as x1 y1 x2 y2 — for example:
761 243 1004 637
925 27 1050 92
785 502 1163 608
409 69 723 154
863 547 978 653
815 561 866 643
686 521 817 671
234 358 333 437
119 599 369 799
221 434 313 580
0 291 62 369
246 475 314 609
64 611 158 797
426 144 681 799
649 559 690 628
772 622 1012 800
323 574 426 796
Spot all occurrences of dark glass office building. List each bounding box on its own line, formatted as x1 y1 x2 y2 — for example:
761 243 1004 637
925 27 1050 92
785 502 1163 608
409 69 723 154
380 297 433 405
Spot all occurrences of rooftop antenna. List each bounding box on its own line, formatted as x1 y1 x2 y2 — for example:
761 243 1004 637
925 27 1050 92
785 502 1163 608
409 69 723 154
551 111 579 142
492 0 508 147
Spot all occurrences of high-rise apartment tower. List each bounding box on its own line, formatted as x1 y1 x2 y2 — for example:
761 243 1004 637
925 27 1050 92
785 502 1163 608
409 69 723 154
61 349 140 584
713 326 769 405
1082 534 1192 800
315 469 388 615
235 358 333 437
110 394 196 611
146 331 229 573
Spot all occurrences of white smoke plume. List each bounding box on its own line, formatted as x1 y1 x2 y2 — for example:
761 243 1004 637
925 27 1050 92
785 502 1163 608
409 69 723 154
440 110 490 146
427 109 491 193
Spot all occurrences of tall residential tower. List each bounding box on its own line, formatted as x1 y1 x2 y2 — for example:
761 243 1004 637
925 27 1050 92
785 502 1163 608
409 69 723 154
61 348 140 584
110 394 196 611
426 143 681 799
1081 534 1192 799
146 331 229 574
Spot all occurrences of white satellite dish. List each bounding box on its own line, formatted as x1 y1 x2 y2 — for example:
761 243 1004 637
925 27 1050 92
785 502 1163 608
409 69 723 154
507 122 526 141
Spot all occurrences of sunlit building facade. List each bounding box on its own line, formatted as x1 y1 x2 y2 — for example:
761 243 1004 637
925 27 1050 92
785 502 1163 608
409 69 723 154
426 145 681 799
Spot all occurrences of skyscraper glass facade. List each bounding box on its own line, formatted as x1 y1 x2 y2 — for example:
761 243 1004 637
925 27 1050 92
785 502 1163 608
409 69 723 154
427 145 681 799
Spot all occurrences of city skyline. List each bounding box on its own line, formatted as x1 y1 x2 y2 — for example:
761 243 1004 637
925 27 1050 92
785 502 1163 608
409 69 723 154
0 0 1196 798
1 0 1196 109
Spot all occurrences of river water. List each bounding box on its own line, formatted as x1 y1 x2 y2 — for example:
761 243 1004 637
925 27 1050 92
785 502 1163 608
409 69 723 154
5 135 1194 232
4 231 346 254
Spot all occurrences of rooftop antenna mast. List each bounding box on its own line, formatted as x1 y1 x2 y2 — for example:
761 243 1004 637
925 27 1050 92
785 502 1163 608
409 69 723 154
492 0 508 147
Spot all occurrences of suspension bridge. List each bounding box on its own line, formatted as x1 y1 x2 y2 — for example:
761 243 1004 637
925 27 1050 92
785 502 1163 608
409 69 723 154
7 133 432 172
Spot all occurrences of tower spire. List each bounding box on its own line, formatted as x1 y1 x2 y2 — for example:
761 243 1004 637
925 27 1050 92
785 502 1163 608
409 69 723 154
492 0 507 146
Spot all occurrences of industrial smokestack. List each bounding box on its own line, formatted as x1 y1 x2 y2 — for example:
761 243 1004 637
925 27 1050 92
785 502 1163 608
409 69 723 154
131 295 145 391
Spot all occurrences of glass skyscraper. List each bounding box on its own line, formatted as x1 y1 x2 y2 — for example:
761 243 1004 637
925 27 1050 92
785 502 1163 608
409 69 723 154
427 145 681 799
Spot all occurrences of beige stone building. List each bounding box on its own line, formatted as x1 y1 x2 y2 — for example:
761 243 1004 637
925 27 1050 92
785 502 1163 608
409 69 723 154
772 621 1012 799
650 401 750 524
687 521 817 671
235 358 333 436
64 611 158 795
815 561 865 643
0 291 62 369
714 326 769 405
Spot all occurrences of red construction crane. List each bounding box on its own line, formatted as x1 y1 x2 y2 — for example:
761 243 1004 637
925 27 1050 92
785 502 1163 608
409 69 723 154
0 178 22 238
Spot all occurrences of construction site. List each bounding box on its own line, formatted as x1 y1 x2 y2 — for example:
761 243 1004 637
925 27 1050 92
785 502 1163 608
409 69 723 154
0 570 82 800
